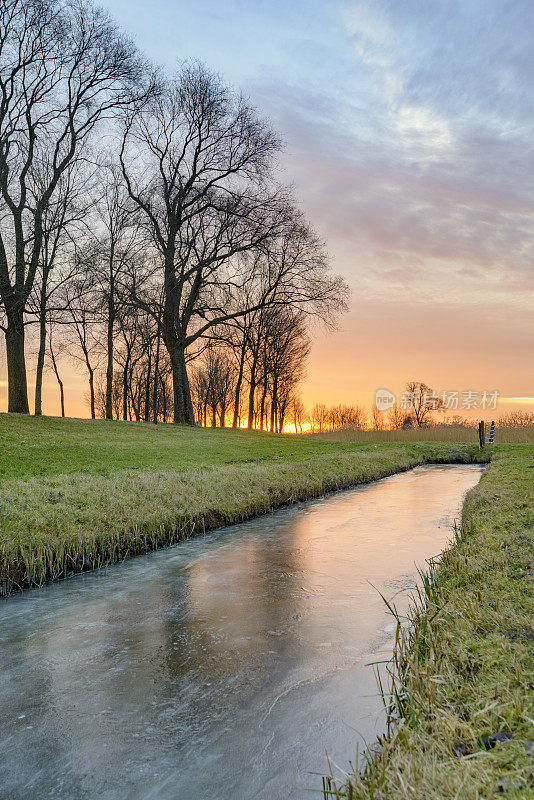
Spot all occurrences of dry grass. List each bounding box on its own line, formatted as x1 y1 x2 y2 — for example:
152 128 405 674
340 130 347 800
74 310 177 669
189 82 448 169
324 449 534 800
315 425 534 445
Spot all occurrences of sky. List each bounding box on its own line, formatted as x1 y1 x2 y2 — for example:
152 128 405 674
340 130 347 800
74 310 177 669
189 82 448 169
1 0 532 419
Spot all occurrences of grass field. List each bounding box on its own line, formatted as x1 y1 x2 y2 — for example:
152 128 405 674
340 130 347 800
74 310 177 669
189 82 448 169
327 449 534 800
0 413 491 595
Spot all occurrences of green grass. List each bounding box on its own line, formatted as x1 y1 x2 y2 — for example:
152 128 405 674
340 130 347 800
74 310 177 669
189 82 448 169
0 413 364 479
0 413 491 595
326 448 534 800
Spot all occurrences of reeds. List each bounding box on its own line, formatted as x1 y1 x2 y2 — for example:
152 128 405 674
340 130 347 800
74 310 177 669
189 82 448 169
315 425 534 444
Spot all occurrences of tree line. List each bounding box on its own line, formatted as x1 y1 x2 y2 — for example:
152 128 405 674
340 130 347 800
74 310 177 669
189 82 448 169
0 0 347 424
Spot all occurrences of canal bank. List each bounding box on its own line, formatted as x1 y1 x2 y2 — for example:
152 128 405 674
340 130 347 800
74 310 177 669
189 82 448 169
331 451 534 800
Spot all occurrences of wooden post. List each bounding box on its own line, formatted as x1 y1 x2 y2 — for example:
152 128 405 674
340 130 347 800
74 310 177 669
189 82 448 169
478 420 485 449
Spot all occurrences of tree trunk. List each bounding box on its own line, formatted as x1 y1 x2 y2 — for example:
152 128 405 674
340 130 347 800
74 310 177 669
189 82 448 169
161 245 194 425
122 360 129 421
58 377 65 417
152 328 161 424
232 342 246 428
247 380 256 429
247 357 257 429
161 374 167 422
131 383 141 421
168 341 195 424
34 313 47 416
6 307 30 414
144 349 152 422
270 379 278 433
259 380 268 431
79 341 96 419
88 367 95 419
105 301 115 420
49 337 65 417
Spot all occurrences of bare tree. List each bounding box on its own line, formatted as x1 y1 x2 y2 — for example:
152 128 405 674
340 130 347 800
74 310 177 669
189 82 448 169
405 381 443 427
387 403 407 430
498 410 534 427
64 277 101 419
120 62 347 424
28 165 89 415
328 404 366 430
243 307 269 429
289 396 307 433
190 346 236 427
114 309 144 421
310 403 366 431
262 308 309 433
84 166 146 419
47 320 65 417
371 405 386 430
311 403 329 432
0 0 146 412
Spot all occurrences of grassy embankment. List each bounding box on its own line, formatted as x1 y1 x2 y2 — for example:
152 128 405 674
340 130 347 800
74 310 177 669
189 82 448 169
325 448 534 800
0 413 490 595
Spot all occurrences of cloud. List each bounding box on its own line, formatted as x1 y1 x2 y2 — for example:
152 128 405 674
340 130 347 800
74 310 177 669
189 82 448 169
247 0 534 319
